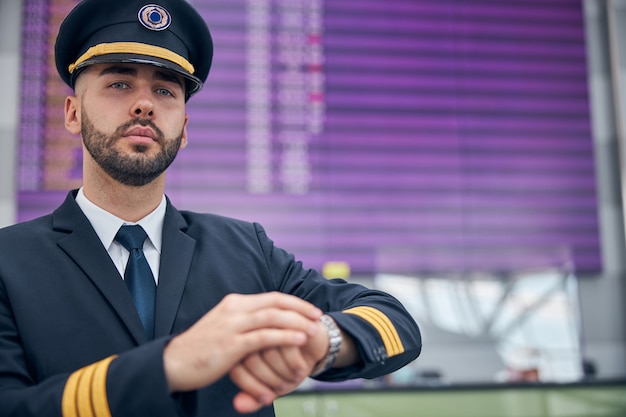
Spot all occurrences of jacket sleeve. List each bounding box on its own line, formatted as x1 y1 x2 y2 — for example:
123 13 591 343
0 284 182 417
254 223 422 381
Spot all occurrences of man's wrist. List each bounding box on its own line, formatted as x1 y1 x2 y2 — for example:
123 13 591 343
310 314 342 377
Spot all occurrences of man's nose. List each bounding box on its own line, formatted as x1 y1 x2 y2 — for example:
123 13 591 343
131 89 154 117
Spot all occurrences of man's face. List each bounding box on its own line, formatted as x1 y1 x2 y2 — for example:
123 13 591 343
67 63 189 186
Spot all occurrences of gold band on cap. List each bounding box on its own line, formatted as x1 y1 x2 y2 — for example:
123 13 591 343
68 42 195 74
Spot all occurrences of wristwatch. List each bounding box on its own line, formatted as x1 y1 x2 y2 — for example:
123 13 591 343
310 314 342 377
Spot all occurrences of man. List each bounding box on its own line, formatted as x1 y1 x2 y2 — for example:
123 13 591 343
0 0 421 416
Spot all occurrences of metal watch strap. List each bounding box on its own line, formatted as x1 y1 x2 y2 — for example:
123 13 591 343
311 314 342 377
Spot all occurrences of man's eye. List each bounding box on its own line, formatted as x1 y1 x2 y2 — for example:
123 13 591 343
156 88 173 96
110 82 129 89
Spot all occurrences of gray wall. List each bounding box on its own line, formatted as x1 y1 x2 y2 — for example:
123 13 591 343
0 0 21 227
0 0 624 380
580 0 626 379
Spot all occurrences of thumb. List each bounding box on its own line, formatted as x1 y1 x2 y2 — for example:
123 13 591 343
233 391 267 414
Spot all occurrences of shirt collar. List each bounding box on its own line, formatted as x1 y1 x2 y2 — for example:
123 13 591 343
75 187 166 253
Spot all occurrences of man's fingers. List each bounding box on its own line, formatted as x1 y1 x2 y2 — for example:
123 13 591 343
261 347 308 381
236 348 307 392
233 390 265 414
230 363 276 410
242 328 307 349
201 293 321 337
164 328 307 393
240 353 286 390
222 292 322 321
242 308 319 335
231 348 309 415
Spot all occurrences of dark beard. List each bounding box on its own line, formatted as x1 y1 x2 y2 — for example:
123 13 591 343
81 112 183 186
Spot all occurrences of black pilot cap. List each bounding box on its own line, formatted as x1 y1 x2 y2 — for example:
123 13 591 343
54 0 213 100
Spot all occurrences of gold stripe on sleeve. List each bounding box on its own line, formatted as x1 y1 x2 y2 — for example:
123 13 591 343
62 367 82 417
61 355 117 417
343 306 405 357
92 356 116 417
76 363 98 417
345 307 401 355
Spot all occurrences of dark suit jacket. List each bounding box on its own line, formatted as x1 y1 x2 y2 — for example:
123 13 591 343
0 190 421 417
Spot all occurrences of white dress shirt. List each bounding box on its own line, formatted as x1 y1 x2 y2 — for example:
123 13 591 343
74 187 166 284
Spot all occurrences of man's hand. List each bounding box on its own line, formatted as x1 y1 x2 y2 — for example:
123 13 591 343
162 292 322 393
229 319 329 413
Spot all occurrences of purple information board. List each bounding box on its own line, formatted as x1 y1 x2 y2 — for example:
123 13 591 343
18 0 600 275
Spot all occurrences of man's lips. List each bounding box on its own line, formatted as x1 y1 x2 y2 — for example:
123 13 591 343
122 127 157 144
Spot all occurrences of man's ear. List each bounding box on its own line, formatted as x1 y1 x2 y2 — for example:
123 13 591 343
64 95 81 135
180 114 189 149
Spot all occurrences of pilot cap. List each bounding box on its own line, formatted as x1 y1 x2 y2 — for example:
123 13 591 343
54 0 213 99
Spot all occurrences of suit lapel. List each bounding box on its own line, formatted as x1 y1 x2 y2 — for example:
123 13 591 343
52 192 197 342
53 191 149 344
154 201 196 338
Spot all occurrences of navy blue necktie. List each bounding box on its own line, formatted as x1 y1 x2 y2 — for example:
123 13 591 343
115 225 156 339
